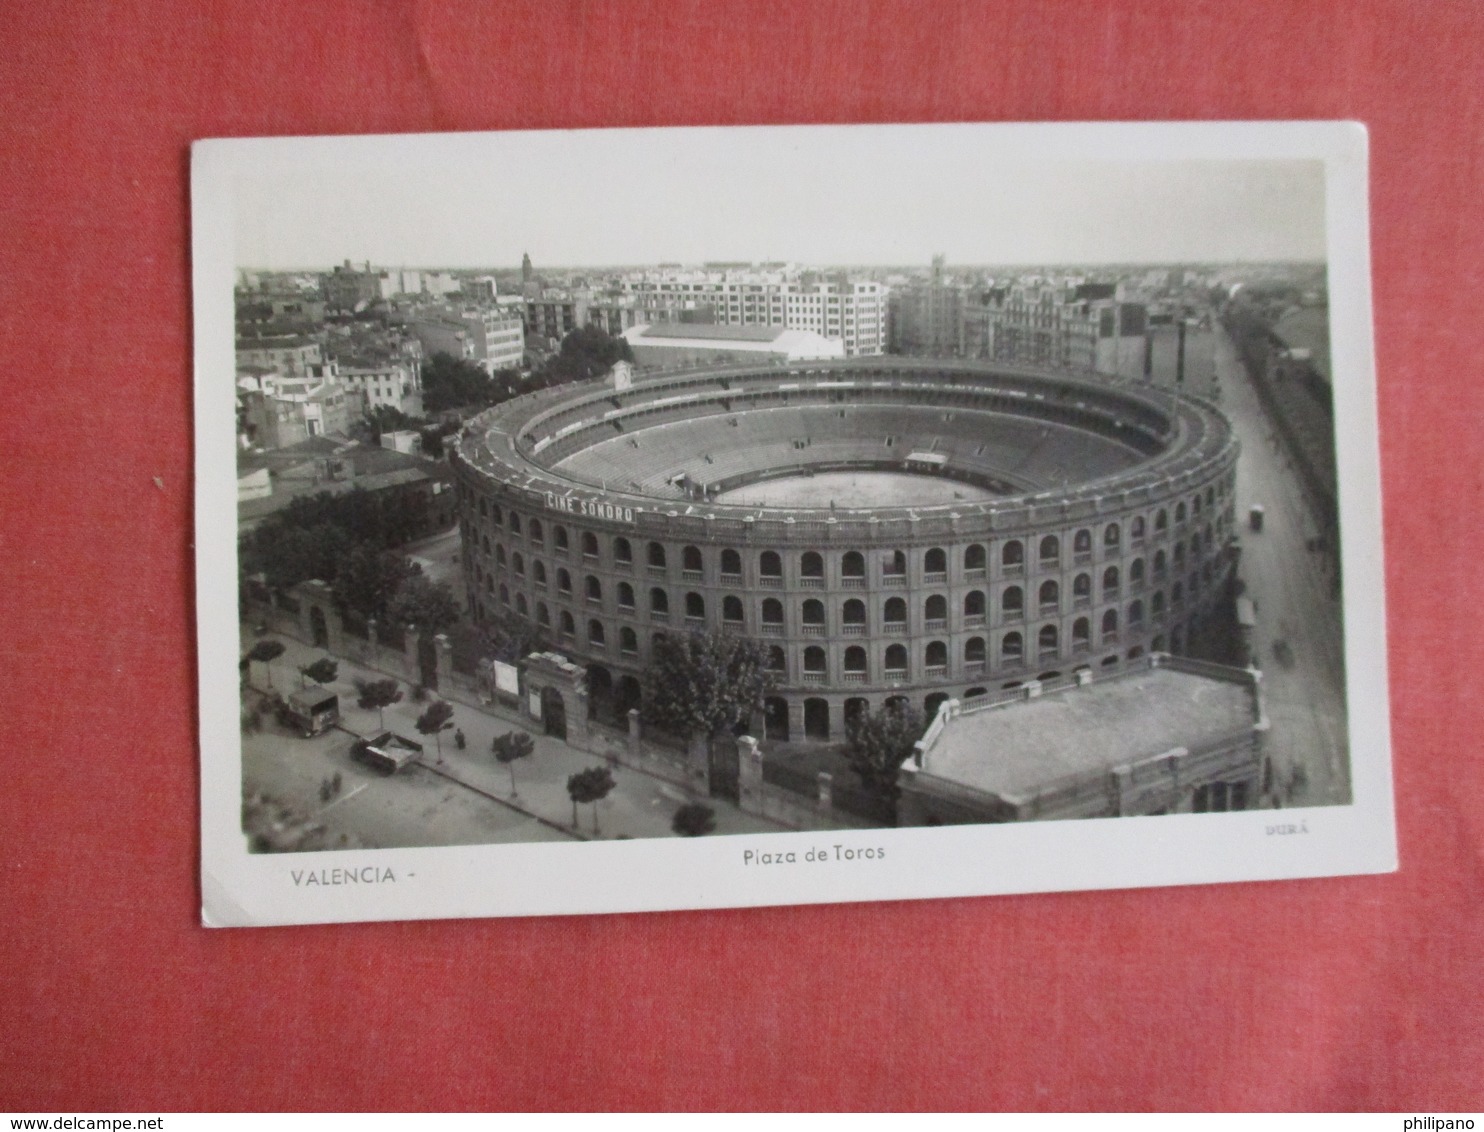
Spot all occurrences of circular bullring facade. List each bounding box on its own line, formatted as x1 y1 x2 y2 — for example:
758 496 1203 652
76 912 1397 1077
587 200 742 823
449 356 1240 742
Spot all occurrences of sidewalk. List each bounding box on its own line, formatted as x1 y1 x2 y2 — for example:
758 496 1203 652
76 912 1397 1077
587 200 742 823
249 630 792 842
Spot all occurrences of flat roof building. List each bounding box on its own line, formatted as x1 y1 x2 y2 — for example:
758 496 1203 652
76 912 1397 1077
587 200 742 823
900 654 1267 824
621 321 846 366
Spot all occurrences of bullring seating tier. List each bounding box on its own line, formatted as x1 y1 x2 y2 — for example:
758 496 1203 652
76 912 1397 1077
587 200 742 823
453 358 1229 517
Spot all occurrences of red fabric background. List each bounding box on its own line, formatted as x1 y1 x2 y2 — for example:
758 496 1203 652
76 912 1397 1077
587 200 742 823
2 0 1481 1112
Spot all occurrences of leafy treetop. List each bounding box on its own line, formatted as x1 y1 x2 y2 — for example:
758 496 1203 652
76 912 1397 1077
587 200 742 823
641 630 776 740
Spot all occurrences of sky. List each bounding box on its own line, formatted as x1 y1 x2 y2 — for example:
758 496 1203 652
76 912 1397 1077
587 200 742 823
227 123 1329 270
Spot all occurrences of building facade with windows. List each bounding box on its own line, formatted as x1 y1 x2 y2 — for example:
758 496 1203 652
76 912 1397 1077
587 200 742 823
449 356 1239 743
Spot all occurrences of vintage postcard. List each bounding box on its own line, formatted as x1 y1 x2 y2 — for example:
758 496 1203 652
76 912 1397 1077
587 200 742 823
193 120 1394 926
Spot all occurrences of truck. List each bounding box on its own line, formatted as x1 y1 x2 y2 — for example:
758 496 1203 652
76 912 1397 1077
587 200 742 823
351 731 424 774
282 684 340 737
1249 504 1265 532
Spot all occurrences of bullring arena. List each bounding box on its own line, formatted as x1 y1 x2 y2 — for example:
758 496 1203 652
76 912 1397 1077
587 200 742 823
449 356 1240 744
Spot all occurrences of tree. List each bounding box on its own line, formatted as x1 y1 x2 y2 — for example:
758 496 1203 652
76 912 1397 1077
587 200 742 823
300 657 338 687
492 730 535 797
354 677 403 729
671 803 717 838
421 351 499 412
415 700 456 759
244 640 286 687
641 630 775 741
387 572 461 639
843 701 926 807
476 606 549 664
566 766 616 836
332 543 416 623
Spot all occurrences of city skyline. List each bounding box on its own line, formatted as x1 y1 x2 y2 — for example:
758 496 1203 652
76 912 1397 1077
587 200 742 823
230 124 1328 271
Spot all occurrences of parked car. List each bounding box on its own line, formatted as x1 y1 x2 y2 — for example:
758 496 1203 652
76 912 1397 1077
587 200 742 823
351 731 423 774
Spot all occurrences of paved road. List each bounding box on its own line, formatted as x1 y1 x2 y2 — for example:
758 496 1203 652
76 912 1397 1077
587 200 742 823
242 633 792 850
1212 328 1351 806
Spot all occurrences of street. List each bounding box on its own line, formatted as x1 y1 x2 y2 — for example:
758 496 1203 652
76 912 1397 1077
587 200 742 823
1211 328 1351 806
241 632 792 851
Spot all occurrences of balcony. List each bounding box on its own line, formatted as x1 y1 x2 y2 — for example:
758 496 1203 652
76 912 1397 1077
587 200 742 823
964 660 986 676
801 624 826 636
925 618 948 632
882 573 907 588
681 569 703 583
883 621 908 635
842 623 867 636
760 622 784 636
1073 640 1090 654
842 671 868 683
1073 551 1092 566
1037 559 1059 573
650 610 669 623
924 571 947 585
1002 562 1024 577
964 614 987 629
841 576 867 589
759 575 784 588
1102 631 1119 645
647 565 667 579
800 576 825 589
1039 603 1059 617
614 558 632 572
883 667 908 681
719 572 742 586
685 616 705 628
583 553 600 565
1039 648 1059 662
925 664 948 678
1002 609 1024 623
965 567 987 582
802 671 827 684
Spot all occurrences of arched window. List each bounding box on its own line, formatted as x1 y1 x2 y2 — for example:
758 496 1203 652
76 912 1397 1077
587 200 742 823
1002 585 1024 617
495 544 507 567
1129 599 1144 626
721 548 742 578
1172 581 1185 606
533 560 547 586
924 594 947 624
884 644 908 673
1002 540 1024 568
528 519 543 545
1039 535 1059 564
1192 493 1203 517
760 550 782 579
1152 590 1165 616
1038 624 1059 654
842 550 865 580
685 592 705 620
1153 549 1167 578
554 526 569 552
801 599 825 627
965 637 987 663
620 627 637 654
478 498 488 519
559 610 575 636
1074 573 1091 600
801 551 824 580
617 582 635 610
924 547 947 576
499 583 509 606
884 597 907 625
1104 522 1121 549
844 646 867 674
1074 528 1092 554
1038 580 1059 612
683 545 703 574
761 597 784 625
1130 557 1145 586
491 503 503 526
925 640 948 669
585 575 602 602
581 531 599 558
1102 609 1119 639
512 552 524 577
1131 516 1145 541
650 588 669 615
588 619 605 645
964 590 987 620
1173 542 1186 569
613 536 632 565
1001 632 1023 660
556 568 571 594
1155 509 1168 533
648 541 666 569
803 646 826 674
843 598 867 626
536 602 550 626
882 549 906 577
723 596 744 623
964 544 987 574
766 646 786 672
516 594 528 617
1103 566 1120 595
1072 617 1090 646
482 534 491 556
1175 502 1187 524
509 512 522 535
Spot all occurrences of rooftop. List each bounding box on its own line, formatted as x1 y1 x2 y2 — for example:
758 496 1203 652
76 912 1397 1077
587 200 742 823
917 657 1259 803
636 322 784 343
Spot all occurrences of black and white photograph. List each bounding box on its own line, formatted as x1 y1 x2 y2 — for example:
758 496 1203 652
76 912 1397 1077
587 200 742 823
194 121 1395 926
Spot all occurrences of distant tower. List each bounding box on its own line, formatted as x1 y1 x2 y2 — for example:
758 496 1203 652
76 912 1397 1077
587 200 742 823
931 254 945 281
521 253 533 285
